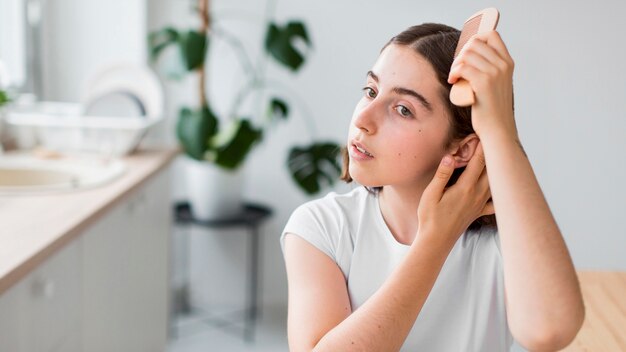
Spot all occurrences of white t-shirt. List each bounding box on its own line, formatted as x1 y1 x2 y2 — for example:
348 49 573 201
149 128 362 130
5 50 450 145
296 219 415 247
281 187 514 351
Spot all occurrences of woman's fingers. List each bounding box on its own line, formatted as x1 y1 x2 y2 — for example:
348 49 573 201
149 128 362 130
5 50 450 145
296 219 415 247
450 142 493 219
461 31 513 68
448 63 489 90
477 166 491 198
422 154 456 203
457 142 486 186
451 51 497 80
480 199 495 217
450 37 503 74
475 31 514 67
472 163 494 218
448 31 513 84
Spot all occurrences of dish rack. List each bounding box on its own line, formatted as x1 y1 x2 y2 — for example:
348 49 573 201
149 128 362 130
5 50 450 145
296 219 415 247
5 63 164 156
6 101 161 156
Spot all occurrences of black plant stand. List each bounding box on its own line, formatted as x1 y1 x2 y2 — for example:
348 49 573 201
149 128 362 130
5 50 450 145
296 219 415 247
173 202 272 342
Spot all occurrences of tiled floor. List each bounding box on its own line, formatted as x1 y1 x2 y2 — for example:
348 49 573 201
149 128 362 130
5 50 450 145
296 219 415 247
167 304 289 352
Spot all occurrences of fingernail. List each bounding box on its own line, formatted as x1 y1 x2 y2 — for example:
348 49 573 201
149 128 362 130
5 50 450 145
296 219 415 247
442 156 452 166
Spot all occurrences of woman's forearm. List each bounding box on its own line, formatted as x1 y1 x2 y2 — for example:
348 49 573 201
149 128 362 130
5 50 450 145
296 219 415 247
314 235 453 351
481 131 585 349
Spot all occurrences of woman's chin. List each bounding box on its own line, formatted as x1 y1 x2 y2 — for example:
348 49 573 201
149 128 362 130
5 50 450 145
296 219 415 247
350 172 383 188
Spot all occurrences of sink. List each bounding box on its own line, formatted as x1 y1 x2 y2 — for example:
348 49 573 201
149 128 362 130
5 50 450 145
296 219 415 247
0 152 126 194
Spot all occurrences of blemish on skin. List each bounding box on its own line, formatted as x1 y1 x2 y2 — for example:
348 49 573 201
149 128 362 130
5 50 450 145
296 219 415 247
419 129 422 132
397 153 401 156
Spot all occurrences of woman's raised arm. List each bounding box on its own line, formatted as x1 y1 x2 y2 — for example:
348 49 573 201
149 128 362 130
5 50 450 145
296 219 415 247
448 30 585 351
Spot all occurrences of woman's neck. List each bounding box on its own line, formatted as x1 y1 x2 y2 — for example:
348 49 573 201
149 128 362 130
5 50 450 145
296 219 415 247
378 184 426 245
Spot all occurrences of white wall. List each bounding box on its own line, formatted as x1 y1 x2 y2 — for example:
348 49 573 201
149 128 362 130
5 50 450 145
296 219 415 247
0 0 26 88
44 0 626 317
41 0 147 101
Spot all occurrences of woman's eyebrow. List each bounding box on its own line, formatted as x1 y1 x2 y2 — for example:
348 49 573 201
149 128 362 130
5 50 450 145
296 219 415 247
367 70 433 113
392 87 433 113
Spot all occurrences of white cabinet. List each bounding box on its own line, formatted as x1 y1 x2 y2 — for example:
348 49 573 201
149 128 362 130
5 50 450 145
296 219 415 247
82 167 171 351
0 238 82 352
29 239 82 352
0 166 171 352
0 278 22 351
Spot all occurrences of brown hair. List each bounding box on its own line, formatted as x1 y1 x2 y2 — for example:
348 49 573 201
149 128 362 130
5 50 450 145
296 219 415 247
341 23 497 231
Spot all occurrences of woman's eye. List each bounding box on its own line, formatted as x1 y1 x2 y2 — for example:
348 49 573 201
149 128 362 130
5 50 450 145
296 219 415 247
362 87 377 98
395 105 412 117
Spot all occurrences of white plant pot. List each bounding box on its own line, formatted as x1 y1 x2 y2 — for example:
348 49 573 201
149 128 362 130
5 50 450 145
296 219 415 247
183 156 244 221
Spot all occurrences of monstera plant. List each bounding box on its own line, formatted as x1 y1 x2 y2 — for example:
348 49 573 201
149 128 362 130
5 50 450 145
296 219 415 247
148 0 340 195
0 90 8 107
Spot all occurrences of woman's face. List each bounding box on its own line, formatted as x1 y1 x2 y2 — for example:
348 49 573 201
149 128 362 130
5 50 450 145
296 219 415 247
347 44 453 188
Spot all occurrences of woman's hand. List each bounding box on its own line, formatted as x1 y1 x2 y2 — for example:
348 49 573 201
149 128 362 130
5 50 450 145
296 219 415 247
417 142 494 248
448 30 519 141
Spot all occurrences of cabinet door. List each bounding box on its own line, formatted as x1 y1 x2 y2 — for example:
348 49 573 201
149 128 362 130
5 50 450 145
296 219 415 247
0 238 82 352
30 239 83 352
82 167 171 351
0 270 27 351
126 166 171 351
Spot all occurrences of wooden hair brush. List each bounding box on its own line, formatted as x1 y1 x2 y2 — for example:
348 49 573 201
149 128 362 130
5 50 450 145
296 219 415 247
450 8 500 107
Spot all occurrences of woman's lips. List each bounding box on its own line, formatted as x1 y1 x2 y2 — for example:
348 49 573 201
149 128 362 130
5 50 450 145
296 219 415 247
349 141 374 161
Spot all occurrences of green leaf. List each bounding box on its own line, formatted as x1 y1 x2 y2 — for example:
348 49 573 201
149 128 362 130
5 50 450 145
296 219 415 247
209 118 240 148
269 97 289 120
0 90 9 106
287 142 341 194
286 22 310 45
201 105 219 137
176 105 219 160
178 30 208 71
148 27 179 62
214 119 263 170
265 20 312 71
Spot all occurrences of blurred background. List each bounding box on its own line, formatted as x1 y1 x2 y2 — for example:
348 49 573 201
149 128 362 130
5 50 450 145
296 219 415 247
1 0 624 351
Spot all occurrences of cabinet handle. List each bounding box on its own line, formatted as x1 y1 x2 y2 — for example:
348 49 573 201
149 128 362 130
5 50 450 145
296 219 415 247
127 191 147 214
137 192 147 212
32 278 56 299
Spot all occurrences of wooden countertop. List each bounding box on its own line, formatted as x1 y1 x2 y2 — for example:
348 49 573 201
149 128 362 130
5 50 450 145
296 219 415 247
561 271 626 351
0 148 179 295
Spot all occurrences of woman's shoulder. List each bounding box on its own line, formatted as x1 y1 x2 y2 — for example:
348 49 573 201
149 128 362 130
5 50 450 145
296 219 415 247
281 187 370 258
293 186 370 217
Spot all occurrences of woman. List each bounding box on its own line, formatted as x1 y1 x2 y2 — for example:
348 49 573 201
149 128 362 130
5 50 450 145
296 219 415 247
281 23 584 351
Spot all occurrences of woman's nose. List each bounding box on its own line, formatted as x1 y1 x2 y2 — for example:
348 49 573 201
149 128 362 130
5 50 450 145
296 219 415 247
353 100 379 135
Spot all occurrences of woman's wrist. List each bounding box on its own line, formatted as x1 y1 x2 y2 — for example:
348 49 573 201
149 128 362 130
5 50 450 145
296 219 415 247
479 126 522 154
413 227 457 254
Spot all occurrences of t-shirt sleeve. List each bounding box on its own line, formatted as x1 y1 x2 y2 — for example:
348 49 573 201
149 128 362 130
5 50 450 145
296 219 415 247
280 200 338 262
491 226 503 256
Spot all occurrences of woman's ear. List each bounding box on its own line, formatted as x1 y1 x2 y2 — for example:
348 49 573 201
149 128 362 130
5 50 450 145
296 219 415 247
450 134 480 168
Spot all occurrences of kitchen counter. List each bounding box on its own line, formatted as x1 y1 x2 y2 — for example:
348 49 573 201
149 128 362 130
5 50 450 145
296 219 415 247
0 147 178 295
562 271 626 351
